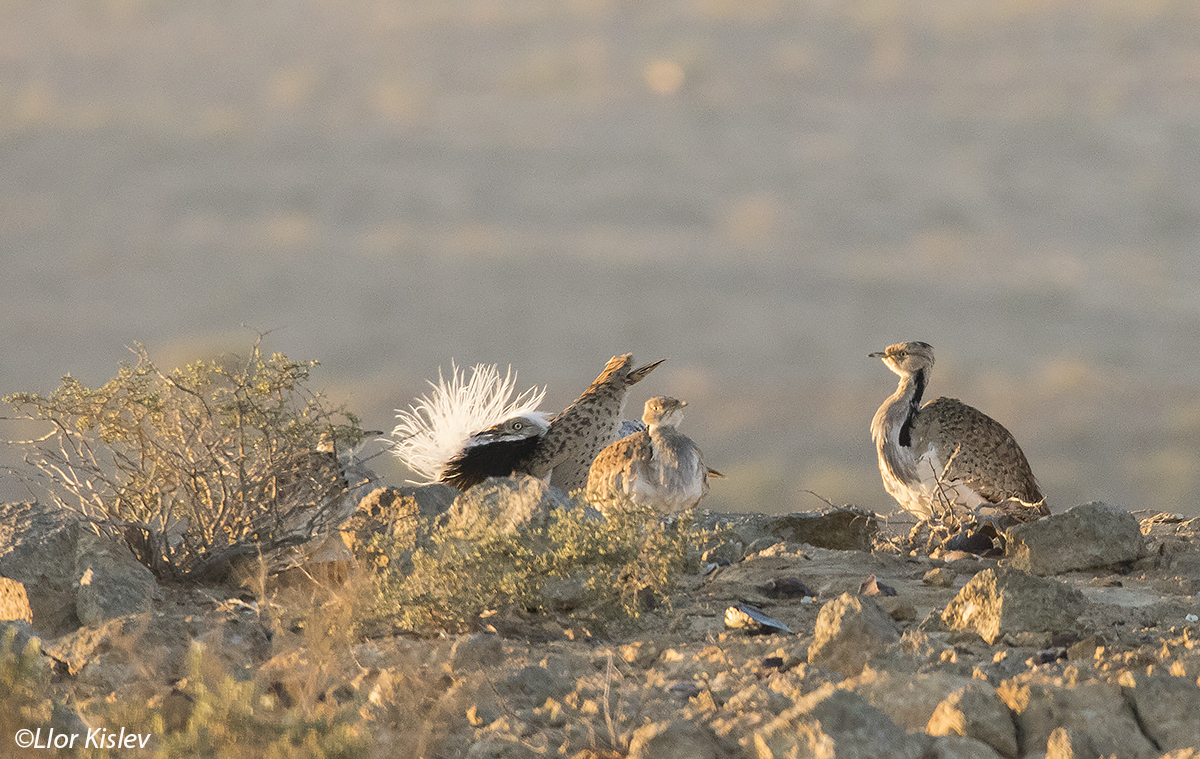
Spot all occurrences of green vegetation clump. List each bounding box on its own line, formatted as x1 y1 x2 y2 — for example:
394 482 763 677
151 643 368 759
5 340 364 580
373 496 692 634
0 626 52 748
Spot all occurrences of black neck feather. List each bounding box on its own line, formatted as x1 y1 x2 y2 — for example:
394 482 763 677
440 435 542 490
897 369 926 448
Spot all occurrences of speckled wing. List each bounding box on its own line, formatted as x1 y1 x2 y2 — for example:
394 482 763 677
585 430 653 504
911 397 1043 504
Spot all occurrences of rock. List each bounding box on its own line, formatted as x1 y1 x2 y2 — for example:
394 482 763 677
700 536 744 565
343 483 457 568
0 577 32 623
42 617 130 675
997 678 1158 758
619 641 660 668
757 577 814 599
923 567 958 588
926 680 1019 759
788 686 926 759
760 507 879 552
443 475 569 540
1045 725 1098 759
543 576 587 611
848 668 975 733
0 518 81 636
626 719 722 759
1120 672 1200 751
450 634 506 670
0 620 40 659
497 664 571 707
466 735 540 759
928 736 1006 759
859 574 897 596
74 529 157 627
1005 501 1143 576
941 568 1087 644
724 604 793 635
808 592 902 677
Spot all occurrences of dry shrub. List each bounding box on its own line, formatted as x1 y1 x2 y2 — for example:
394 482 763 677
5 340 364 580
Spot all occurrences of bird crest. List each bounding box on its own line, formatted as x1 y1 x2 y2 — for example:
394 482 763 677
390 363 548 482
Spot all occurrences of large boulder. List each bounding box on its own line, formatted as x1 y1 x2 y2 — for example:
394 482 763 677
74 529 157 627
927 680 1019 759
0 504 81 636
1119 671 1200 752
760 507 879 552
997 677 1158 758
442 475 570 540
941 568 1087 644
1005 501 1143 575
755 686 927 759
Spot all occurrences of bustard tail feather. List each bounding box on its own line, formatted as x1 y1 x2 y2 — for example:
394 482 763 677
390 363 547 482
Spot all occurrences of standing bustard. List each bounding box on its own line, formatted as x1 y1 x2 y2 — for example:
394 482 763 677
586 396 720 513
869 341 1046 523
391 354 663 491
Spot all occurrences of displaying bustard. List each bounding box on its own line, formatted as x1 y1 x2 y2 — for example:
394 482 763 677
391 354 663 492
586 396 721 513
869 341 1046 524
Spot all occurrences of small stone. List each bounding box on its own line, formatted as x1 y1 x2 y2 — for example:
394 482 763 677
1046 726 1098 759
0 577 33 623
756 576 813 599
860 573 898 596
619 641 660 668
497 665 571 707
667 682 700 700
924 567 958 588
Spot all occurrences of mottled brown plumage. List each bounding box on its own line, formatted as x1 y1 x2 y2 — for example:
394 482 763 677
870 341 1045 522
586 396 714 513
525 354 665 492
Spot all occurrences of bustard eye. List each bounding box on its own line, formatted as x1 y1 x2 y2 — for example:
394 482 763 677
512 421 523 430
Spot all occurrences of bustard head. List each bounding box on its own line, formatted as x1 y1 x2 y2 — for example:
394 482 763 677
643 396 686 429
869 341 935 378
463 413 550 448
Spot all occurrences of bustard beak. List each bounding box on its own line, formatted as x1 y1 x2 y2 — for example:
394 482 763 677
868 351 886 358
628 358 666 384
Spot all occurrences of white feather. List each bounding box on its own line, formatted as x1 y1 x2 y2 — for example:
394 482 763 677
390 363 547 482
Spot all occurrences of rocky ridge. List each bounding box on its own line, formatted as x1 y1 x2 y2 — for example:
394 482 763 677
2 492 1199 758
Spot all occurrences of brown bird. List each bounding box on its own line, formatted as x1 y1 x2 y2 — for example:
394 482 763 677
586 396 719 513
393 354 663 492
869 341 1046 523
535 354 665 493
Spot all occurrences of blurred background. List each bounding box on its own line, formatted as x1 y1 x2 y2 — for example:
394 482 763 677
2 0 1200 518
